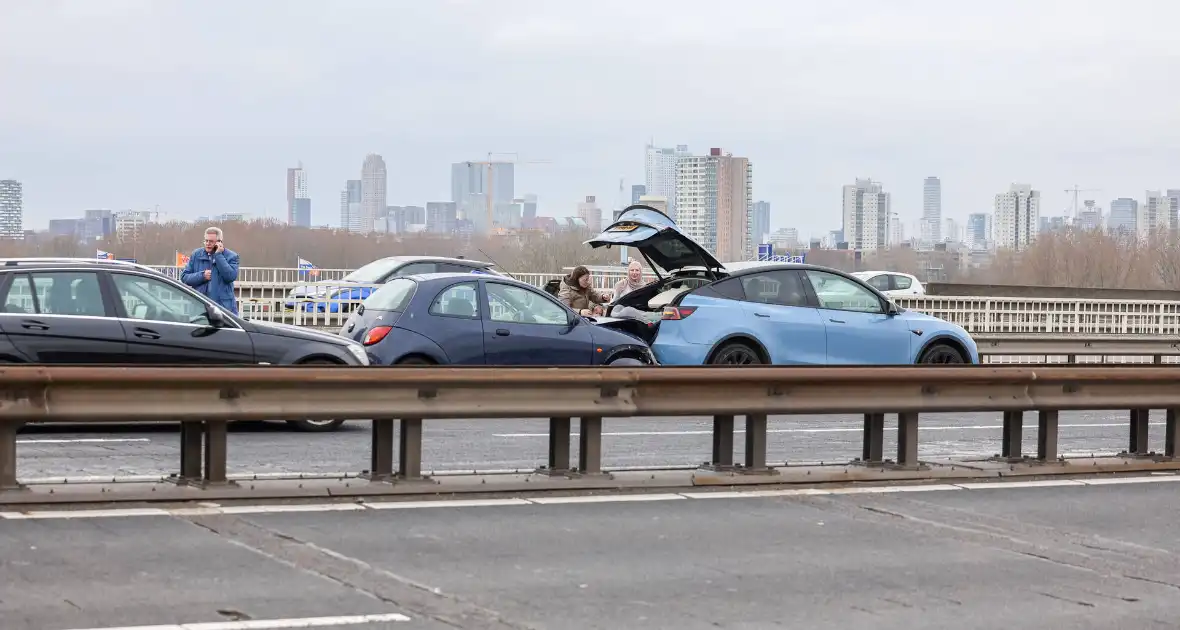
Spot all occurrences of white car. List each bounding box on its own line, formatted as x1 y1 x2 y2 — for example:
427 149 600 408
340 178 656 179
850 270 925 296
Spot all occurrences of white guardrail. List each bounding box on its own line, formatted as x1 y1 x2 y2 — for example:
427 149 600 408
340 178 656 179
143 265 1180 363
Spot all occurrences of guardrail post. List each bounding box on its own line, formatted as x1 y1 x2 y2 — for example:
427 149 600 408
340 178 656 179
540 417 572 475
862 413 885 464
0 421 25 492
705 415 735 470
398 418 424 480
743 414 774 473
364 418 396 483
1001 411 1023 459
202 420 231 486
897 412 919 468
1167 410 1180 459
1129 409 1150 455
178 421 203 483
1037 410 1059 461
578 416 604 475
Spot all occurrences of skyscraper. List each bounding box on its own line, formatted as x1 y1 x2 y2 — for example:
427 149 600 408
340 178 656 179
645 143 689 220
750 201 771 248
966 213 992 250
340 180 362 232
922 177 942 244
286 164 311 228
451 161 514 233
630 185 646 206
842 178 891 251
1108 198 1138 235
675 148 753 261
360 154 387 234
0 180 22 239
577 196 602 233
994 183 1040 251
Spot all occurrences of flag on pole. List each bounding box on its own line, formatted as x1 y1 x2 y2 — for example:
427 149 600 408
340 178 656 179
175 251 190 266
96 249 114 260
297 256 320 277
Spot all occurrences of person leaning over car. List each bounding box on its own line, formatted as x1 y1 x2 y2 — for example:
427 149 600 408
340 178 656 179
557 265 609 316
181 225 240 314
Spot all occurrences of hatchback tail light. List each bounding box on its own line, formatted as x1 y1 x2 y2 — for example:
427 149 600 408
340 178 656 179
362 325 393 346
661 306 697 320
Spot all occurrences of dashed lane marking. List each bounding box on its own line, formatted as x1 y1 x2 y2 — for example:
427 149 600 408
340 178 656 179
59 612 411 629
3 474 1178 521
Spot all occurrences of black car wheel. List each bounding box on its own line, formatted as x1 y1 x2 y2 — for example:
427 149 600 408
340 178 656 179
710 342 763 366
287 359 348 432
918 343 966 364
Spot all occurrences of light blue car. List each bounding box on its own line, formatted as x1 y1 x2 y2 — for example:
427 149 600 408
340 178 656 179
585 205 979 366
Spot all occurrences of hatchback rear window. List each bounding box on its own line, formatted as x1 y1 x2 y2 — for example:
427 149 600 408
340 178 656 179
363 278 417 311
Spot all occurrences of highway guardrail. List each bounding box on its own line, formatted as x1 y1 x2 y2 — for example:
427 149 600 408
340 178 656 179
1 365 1179 495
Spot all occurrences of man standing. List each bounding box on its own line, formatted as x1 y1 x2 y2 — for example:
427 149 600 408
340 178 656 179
181 226 240 314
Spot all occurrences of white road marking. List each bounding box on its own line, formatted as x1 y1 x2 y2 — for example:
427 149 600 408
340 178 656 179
5 474 1180 521
63 612 411 630
493 421 1163 438
17 438 151 444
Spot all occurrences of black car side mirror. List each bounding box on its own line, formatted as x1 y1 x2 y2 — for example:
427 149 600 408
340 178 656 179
207 307 227 327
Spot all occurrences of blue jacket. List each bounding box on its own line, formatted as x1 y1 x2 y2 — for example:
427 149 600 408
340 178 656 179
181 247 240 313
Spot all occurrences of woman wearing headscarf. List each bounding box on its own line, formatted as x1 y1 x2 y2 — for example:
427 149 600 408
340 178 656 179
612 259 647 301
557 265 609 316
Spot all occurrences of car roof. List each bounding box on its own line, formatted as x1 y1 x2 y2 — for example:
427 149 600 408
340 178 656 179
400 271 534 286
370 255 493 267
0 258 166 276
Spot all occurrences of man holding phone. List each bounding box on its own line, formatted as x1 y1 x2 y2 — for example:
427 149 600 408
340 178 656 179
181 226 241 314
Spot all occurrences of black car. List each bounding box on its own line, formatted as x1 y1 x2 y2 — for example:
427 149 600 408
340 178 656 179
0 258 370 431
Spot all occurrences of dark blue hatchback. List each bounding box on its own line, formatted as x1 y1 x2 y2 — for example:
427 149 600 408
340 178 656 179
338 273 656 366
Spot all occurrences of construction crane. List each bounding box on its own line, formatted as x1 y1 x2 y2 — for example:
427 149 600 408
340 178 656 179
1064 185 1102 221
483 152 552 232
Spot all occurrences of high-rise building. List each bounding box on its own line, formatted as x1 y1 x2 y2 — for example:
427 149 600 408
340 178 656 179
645 143 689 220
451 161 514 234
577 196 602 233
114 210 153 242
286 164 311 227
1108 198 1138 235
841 178 891 251
1167 190 1180 232
1077 200 1103 232
425 201 458 234
750 201 771 249
0 180 23 240
993 183 1040 251
637 195 668 215
966 213 992 250
1141 190 1172 236
922 177 942 244
521 193 538 223
675 148 753 261
360 154 387 234
340 180 362 232
630 185 646 206
888 212 904 247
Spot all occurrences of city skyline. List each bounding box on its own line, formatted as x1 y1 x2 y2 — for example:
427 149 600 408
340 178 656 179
3 2 1176 239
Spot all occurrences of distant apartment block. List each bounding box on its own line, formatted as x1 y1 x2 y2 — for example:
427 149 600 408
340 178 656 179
577 196 602 233
994 183 1040 251
637 194 668 215
750 201 771 247
340 180 362 232
0 180 23 240
286 164 311 227
451 160 514 234
425 201 458 234
360 154 387 234
676 148 753 261
645 143 689 220
966 213 992 250
922 176 942 244
630 185 646 206
1108 198 1137 235
842 178 890 251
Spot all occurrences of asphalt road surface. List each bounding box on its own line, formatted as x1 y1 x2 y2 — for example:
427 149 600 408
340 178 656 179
16 410 1154 480
6 479 1180 629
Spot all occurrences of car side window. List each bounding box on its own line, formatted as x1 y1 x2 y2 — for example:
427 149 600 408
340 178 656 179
28 272 107 317
739 271 809 307
698 277 745 301
892 274 913 290
392 263 437 278
486 283 568 325
111 273 211 325
429 281 479 318
2 274 34 313
804 271 884 314
865 274 890 292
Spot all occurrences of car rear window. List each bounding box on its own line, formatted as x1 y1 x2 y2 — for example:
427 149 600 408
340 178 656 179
363 278 417 311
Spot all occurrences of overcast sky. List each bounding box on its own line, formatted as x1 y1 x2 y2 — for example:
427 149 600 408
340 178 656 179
2 0 1178 239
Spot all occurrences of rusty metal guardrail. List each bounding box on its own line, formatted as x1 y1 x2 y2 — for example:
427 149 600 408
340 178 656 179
2 365 1180 495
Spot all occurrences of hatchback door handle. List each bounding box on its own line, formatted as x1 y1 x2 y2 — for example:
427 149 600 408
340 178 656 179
754 312 771 318
495 328 510 336
829 318 845 324
134 328 161 340
20 320 48 331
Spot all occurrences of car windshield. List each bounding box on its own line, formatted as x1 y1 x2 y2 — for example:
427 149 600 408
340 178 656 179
341 258 401 283
362 278 417 311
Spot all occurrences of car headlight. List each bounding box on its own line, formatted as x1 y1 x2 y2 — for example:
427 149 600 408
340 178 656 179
345 343 370 366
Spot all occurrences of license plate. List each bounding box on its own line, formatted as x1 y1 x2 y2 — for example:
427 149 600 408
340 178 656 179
609 223 640 232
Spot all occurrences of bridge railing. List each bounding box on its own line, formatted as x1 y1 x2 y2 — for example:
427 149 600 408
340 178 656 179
1 365 1179 496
